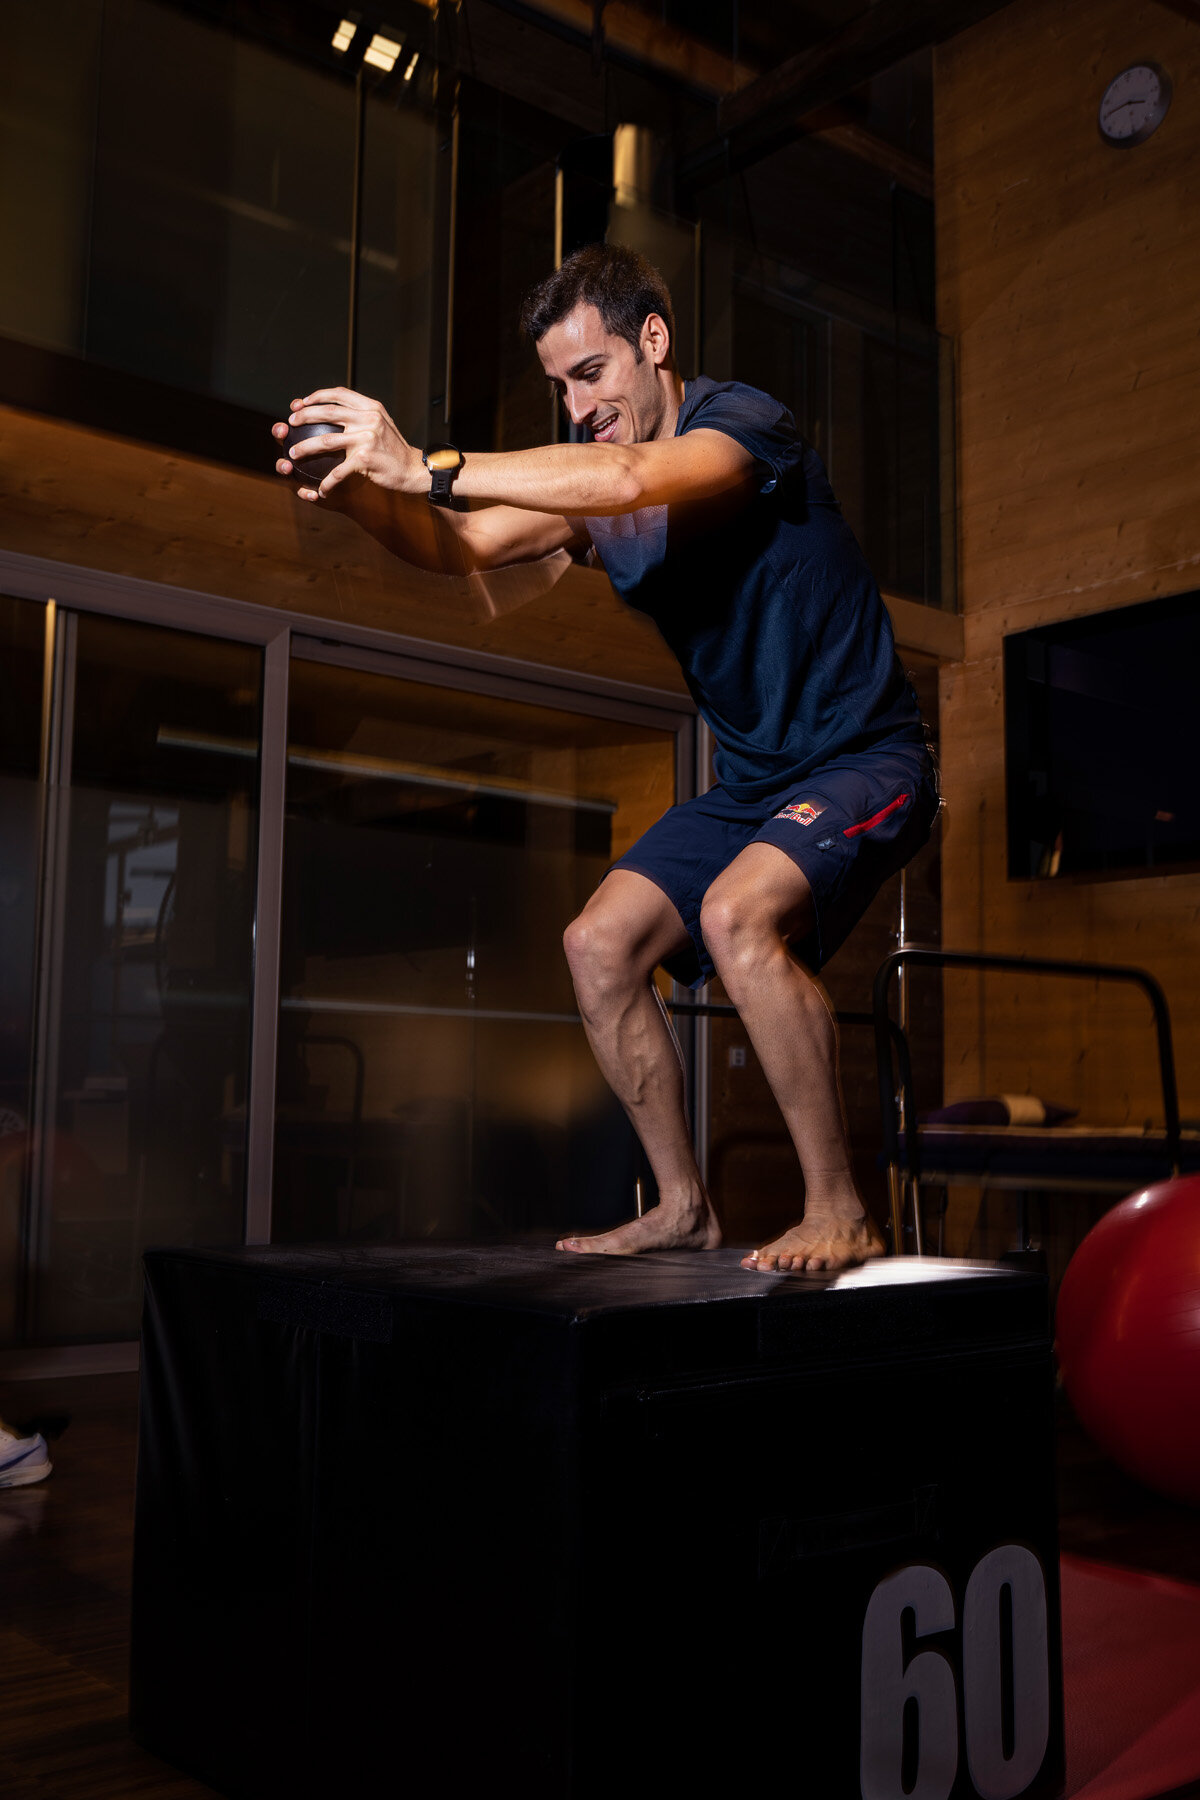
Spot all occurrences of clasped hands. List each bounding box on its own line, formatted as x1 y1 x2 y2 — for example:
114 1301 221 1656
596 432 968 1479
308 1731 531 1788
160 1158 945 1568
272 388 424 504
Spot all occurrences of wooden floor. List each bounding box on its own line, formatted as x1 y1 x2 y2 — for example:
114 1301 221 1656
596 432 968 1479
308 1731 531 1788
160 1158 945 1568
1057 1398 1200 1586
0 1371 1198 1799
0 1374 217 1799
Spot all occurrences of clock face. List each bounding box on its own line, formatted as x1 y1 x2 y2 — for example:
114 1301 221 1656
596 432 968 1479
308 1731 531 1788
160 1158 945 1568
1099 63 1171 146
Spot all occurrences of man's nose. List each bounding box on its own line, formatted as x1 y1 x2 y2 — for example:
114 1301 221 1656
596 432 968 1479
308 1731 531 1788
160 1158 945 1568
564 385 593 426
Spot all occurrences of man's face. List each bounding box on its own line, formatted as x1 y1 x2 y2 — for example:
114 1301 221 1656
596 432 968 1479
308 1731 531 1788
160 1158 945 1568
535 302 669 445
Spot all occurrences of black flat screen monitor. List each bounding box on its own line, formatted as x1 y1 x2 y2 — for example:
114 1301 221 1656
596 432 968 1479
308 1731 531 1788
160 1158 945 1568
1004 589 1200 880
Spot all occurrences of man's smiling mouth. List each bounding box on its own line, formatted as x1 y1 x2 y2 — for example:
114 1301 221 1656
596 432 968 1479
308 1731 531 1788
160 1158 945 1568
592 413 619 442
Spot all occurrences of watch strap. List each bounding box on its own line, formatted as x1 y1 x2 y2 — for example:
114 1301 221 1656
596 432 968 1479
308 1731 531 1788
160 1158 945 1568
424 444 465 509
429 464 456 506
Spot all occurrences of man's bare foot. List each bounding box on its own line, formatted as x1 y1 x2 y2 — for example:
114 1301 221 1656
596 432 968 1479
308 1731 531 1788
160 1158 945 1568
741 1205 885 1274
557 1196 722 1256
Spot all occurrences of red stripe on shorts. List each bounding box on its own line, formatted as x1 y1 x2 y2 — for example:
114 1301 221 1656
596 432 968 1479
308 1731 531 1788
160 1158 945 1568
842 793 910 839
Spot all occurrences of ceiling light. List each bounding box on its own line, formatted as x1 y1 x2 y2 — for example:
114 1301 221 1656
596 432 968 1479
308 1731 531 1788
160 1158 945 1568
403 52 419 81
363 32 402 72
331 15 359 53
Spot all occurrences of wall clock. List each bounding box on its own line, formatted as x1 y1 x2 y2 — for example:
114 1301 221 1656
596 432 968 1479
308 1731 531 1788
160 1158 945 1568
1099 63 1172 146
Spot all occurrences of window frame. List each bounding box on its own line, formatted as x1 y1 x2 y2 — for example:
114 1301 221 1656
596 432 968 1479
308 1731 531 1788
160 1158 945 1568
0 546 699 1296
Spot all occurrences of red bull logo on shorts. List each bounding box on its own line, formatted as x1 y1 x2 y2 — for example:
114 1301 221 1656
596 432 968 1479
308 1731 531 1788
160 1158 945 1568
775 800 825 827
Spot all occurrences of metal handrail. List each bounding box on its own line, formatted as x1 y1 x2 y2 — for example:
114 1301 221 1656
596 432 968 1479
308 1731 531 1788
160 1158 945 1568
668 999 875 1030
872 948 1182 1197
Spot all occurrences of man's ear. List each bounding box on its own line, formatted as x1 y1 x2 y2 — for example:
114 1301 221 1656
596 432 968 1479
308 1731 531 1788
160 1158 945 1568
641 312 672 368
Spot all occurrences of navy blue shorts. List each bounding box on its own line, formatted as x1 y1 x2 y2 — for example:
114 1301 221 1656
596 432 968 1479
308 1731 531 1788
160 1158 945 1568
612 740 939 987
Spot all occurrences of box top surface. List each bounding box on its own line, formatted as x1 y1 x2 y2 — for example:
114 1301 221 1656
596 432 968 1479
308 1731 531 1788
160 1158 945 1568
145 1241 1041 1325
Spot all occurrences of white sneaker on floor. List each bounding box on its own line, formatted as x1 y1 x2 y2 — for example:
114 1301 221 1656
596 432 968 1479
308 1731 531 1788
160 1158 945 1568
0 1425 52 1487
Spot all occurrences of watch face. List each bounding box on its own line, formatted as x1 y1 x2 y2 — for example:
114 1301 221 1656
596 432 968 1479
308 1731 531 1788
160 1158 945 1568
1099 63 1171 146
425 446 461 471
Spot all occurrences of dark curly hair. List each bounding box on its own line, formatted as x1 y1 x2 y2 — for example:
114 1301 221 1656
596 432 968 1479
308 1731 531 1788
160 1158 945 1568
519 242 676 366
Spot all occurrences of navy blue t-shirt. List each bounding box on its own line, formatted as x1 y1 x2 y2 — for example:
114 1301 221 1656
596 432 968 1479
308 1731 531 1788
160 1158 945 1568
574 377 924 802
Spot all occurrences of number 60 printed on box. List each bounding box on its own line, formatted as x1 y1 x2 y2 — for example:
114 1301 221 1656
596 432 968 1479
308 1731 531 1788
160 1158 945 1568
861 1545 1051 1800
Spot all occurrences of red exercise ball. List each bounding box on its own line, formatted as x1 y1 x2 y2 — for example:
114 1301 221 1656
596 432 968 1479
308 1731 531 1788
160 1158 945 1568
1056 1175 1200 1506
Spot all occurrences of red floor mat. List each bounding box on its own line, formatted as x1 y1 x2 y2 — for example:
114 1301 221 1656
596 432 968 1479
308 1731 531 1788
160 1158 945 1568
1063 1553 1200 1799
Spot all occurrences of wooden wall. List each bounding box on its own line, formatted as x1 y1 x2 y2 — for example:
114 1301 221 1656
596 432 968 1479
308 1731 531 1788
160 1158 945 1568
0 400 957 678
935 0 1200 1165
0 403 684 692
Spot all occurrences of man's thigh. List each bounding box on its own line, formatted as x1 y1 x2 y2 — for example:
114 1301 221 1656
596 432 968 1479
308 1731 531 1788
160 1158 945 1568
750 747 938 969
701 840 818 945
605 789 760 985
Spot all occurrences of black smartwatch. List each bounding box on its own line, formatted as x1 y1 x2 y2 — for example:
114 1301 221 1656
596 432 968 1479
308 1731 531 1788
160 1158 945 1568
423 442 465 508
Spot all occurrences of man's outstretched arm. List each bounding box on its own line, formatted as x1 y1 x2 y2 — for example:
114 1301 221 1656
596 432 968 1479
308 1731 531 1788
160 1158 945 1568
274 399 585 576
274 387 757 573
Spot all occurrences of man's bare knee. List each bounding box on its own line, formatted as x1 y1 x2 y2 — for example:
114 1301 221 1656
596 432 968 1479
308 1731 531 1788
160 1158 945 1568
700 884 779 988
563 909 643 1011
564 871 692 1031
562 911 612 986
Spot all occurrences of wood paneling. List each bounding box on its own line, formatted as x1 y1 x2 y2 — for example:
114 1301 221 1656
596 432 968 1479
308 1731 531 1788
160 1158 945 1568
935 0 1200 1140
1 399 955 670
0 404 685 692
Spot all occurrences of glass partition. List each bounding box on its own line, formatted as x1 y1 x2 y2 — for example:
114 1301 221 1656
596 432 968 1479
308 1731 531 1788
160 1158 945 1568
607 198 697 380
0 0 439 435
728 279 943 605
451 83 560 454
0 3 103 358
23 613 262 1343
272 657 678 1244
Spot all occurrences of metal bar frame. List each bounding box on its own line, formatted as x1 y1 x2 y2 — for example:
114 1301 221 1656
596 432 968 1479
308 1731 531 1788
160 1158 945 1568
347 66 366 388
0 548 692 719
244 631 290 1242
25 607 77 1340
685 716 717 1185
872 946 1182 1254
289 633 689 733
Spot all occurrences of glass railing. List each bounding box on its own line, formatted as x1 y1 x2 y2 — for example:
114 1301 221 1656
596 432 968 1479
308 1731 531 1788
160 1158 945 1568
0 597 262 1344
0 0 441 441
0 3 951 605
269 655 678 1244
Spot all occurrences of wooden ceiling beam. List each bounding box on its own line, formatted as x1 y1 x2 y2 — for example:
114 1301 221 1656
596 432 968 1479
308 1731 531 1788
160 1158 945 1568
479 0 935 195
800 108 933 198
678 0 1015 188
481 0 759 96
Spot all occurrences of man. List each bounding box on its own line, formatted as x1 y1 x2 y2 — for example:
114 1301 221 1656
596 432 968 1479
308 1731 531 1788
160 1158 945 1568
274 243 937 1273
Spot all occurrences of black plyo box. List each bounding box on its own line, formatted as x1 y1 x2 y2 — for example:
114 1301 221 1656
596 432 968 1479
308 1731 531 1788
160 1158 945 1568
131 1245 1064 1800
